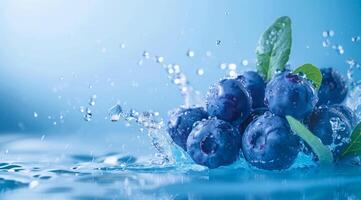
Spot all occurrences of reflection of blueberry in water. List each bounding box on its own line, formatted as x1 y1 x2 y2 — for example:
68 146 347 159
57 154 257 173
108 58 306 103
236 71 266 109
242 112 300 170
307 105 356 158
265 70 318 120
206 78 252 122
317 68 348 106
187 119 241 169
167 107 208 150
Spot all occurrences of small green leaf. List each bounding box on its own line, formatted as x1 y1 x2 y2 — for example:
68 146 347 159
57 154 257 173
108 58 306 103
286 115 333 164
293 64 323 89
256 16 292 81
340 122 361 158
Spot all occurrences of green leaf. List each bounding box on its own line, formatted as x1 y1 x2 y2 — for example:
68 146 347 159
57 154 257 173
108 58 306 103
256 16 292 81
340 122 361 158
293 64 323 89
286 115 333 164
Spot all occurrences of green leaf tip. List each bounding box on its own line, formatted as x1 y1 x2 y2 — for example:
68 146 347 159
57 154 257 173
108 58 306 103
256 16 292 81
340 122 361 158
286 115 333 165
293 64 323 89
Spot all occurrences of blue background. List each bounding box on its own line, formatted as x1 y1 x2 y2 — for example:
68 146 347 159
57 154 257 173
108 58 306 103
0 0 360 134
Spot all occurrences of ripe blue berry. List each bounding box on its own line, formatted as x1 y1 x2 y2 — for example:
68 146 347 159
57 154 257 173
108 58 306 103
237 71 266 109
317 68 348 106
187 119 241 169
265 70 318 120
242 112 300 170
307 105 356 157
167 107 208 150
206 78 252 122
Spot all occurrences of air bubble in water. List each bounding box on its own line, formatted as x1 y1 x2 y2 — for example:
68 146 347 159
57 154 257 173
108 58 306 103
187 49 195 58
33 112 38 118
120 43 126 48
336 45 344 55
109 104 123 122
322 40 330 48
80 106 85 113
241 59 249 66
216 40 221 46
229 70 237 78
196 68 204 76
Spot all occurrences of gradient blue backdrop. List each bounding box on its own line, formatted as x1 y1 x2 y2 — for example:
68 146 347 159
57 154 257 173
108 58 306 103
0 0 360 135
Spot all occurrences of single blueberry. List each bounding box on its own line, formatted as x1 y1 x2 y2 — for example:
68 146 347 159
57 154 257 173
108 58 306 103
187 119 241 169
265 70 318 120
307 105 356 158
242 112 300 170
167 107 208 150
237 71 266 109
317 68 348 106
206 78 252 122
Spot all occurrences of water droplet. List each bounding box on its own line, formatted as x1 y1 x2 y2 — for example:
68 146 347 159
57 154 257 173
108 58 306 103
109 104 123 122
84 108 92 121
156 56 164 63
322 31 328 38
80 106 85 113
53 121 57 125
137 59 143 66
206 51 212 57
322 40 330 47
219 63 227 70
143 51 150 59
33 112 38 118
89 95 96 106
41 135 46 141
352 36 361 42
228 63 237 70
329 30 335 37
216 40 221 46
29 181 39 189
241 59 249 66
336 45 344 55
196 68 204 76
187 49 195 58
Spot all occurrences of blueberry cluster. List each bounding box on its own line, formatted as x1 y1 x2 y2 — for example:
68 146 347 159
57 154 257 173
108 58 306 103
167 67 357 170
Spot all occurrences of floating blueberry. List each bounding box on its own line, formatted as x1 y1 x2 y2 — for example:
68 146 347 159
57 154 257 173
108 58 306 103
206 78 252 122
242 112 300 170
307 105 356 157
237 71 266 109
317 68 348 106
167 107 208 150
187 119 241 169
265 70 318 120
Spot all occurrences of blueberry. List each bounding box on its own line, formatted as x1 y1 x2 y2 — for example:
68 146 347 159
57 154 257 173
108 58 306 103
206 78 252 122
307 105 356 157
242 112 300 170
317 68 348 106
237 71 266 109
265 70 318 120
187 119 241 169
167 107 208 150
239 107 268 135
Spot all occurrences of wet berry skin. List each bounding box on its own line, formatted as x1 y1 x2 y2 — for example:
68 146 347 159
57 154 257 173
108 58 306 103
265 70 318 120
307 105 357 157
237 71 266 109
206 78 252 122
241 112 300 170
317 68 348 106
187 119 241 169
167 107 208 150
239 107 268 135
